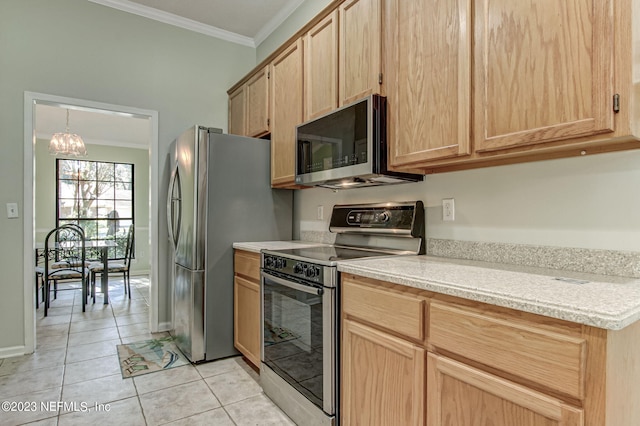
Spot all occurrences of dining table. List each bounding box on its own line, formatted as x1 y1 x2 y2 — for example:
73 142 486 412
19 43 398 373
85 240 117 304
36 239 117 305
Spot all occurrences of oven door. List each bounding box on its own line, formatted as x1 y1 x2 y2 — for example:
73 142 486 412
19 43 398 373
261 270 335 415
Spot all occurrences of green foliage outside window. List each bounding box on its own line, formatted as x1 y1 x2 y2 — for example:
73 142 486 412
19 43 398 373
56 159 134 260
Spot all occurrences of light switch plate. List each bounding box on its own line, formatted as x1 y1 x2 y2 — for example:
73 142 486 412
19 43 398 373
6 203 19 219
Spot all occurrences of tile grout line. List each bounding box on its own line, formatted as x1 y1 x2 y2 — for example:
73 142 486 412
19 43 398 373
114 286 154 426
9 279 286 425
55 286 78 424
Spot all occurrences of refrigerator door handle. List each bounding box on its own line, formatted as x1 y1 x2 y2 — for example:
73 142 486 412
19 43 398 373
167 165 182 248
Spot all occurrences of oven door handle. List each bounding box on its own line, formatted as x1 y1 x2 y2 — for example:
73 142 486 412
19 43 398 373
261 271 324 296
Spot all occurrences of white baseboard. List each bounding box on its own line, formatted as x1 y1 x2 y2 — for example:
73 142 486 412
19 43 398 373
157 321 172 332
0 345 29 359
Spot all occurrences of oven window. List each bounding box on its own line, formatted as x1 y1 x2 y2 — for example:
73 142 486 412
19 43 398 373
297 99 368 174
263 276 325 409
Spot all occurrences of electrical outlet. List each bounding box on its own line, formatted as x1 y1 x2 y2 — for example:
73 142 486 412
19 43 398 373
442 198 455 221
317 205 324 220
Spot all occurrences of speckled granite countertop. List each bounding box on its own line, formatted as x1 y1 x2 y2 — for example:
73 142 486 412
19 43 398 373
337 255 640 330
233 240 326 254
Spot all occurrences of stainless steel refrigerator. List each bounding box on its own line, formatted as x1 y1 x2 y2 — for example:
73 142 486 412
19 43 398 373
167 125 292 363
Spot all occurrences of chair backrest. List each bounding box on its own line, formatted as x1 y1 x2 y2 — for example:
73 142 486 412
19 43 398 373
123 224 134 267
52 223 85 259
44 224 86 278
63 223 84 235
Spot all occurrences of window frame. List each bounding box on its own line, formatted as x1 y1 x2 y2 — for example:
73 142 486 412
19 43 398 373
55 159 135 261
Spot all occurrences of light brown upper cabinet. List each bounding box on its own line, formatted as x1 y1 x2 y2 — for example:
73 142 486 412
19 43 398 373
304 10 339 121
230 0 640 176
228 66 270 138
384 0 471 168
228 86 246 136
386 0 640 173
270 39 304 188
339 0 383 106
245 66 270 137
474 0 614 152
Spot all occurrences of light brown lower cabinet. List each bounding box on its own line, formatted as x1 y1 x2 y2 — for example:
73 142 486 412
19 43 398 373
427 354 583 426
233 250 261 369
341 318 426 426
341 273 640 426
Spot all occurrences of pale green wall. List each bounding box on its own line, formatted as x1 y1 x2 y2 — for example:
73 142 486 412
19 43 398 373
35 140 151 274
0 0 255 352
256 0 332 62
295 151 640 252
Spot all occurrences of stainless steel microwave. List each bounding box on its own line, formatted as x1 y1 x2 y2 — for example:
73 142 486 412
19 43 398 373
295 95 423 189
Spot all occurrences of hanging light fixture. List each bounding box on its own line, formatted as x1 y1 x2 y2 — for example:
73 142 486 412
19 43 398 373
49 109 87 157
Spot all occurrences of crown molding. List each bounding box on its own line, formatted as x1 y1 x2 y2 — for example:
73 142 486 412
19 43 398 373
88 0 256 47
253 0 305 47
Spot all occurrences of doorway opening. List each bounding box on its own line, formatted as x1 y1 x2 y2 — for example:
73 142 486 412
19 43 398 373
24 92 159 353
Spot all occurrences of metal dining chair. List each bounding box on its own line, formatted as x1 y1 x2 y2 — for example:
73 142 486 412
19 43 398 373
35 223 87 309
88 224 135 302
43 224 90 316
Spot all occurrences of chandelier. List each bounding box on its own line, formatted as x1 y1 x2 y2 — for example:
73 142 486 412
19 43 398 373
49 109 87 157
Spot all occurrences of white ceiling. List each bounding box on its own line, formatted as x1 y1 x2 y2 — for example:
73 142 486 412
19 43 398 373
39 0 305 149
88 0 305 47
36 104 151 149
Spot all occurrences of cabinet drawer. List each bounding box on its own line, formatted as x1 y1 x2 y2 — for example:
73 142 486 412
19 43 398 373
429 301 586 399
234 250 261 281
342 275 426 342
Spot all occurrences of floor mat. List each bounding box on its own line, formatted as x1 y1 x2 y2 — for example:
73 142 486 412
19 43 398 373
264 319 300 346
117 336 190 378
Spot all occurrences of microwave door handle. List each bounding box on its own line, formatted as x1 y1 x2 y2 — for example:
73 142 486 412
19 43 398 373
261 271 324 296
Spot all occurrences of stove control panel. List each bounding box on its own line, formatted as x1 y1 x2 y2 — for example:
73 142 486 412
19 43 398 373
263 254 324 284
329 201 424 237
347 210 391 225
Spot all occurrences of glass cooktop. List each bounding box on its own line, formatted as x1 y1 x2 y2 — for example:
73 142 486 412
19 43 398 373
264 245 396 266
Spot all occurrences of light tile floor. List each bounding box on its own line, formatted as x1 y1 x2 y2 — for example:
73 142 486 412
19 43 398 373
0 277 296 426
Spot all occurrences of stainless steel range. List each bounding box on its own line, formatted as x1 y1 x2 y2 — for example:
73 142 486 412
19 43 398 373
260 201 425 425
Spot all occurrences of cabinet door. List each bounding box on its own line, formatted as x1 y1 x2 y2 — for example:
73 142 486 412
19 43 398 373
270 39 303 188
228 86 246 136
246 66 270 137
342 318 426 426
385 0 471 167
233 275 261 368
427 354 584 426
304 10 339 121
474 0 614 152
339 0 382 106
